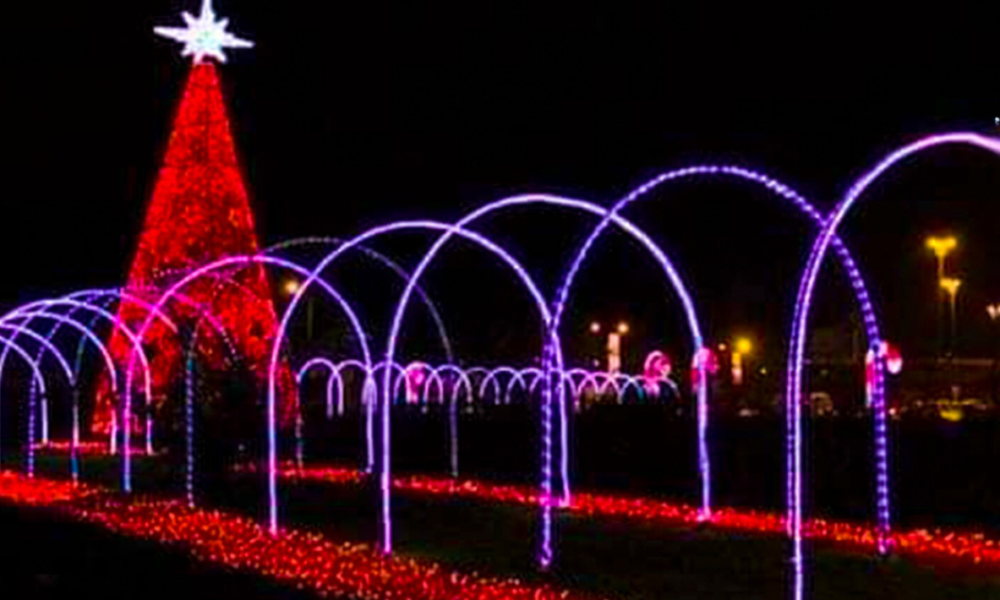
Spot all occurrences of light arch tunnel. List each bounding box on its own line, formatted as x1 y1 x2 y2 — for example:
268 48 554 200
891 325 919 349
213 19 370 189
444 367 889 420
2 163 891 580
0 288 253 481
0 240 458 497
275 175 887 567
120 236 467 496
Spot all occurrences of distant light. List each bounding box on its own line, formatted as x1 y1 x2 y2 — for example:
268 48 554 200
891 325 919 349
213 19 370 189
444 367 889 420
988 304 1000 321
617 322 629 335
284 279 301 295
735 337 753 355
644 350 672 379
926 236 958 258
717 343 728 352
759 367 768 376
939 406 964 422
589 321 601 334
882 342 903 375
939 277 962 296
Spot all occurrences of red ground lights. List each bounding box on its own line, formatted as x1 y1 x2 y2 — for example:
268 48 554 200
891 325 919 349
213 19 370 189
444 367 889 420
33 441 145 457
0 472 594 600
95 62 296 434
279 464 1000 571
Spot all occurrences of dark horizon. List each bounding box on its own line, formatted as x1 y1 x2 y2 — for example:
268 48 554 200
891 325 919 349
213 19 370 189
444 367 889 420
5 1 1000 368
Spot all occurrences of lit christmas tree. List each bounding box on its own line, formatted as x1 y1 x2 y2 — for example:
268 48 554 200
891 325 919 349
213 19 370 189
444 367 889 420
94 0 296 436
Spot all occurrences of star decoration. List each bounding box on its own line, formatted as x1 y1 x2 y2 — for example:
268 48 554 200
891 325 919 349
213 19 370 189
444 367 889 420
154 0 253 64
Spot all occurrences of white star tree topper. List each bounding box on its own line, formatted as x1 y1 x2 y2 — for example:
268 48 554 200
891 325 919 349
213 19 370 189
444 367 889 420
154 0 253 64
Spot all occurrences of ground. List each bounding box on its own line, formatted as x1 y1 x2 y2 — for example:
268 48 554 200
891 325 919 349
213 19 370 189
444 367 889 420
5 453 1000 599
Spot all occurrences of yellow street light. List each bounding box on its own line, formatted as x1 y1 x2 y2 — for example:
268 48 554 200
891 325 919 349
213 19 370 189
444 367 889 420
926 235 957 279
939 277 962 298
940 277 962 356
284 279 301 295
617 322 630 335
731 336 754 386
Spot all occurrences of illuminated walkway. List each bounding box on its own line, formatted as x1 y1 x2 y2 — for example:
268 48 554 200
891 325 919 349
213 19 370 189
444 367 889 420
0 472 594 600
275 463 1000 571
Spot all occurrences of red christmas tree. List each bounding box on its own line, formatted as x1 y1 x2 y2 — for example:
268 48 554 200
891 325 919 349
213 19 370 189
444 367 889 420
94 61 296 435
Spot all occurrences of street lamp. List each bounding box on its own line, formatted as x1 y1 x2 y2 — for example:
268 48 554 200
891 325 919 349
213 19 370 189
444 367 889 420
939 277 962 356
731 336 754 386
926 235 957 279
927 236 957 358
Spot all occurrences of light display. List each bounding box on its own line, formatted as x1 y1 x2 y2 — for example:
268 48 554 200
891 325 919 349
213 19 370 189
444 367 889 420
0 337 46 473
5 53 996 598
549 164 889 542
122 253 372 495
268 217 568 550
0 472 591 600
154 0 253 64
883 342 903 375
295 357 343 418
284 194 708 564
0 321 74 450
786 132 1000 600
271 464 1000 573
95 60 298 465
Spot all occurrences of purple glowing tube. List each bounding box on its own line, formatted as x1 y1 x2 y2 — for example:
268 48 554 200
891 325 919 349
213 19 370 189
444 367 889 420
296 357 344 418
334 358 377 472
123 254 372 502
272 220 564 557
2 293 168 454
0 334 48 476
266 238 455 365
431 364 474 478
554 165 887 530
2 308 119 466
786 132 1000 600
0 322 75 455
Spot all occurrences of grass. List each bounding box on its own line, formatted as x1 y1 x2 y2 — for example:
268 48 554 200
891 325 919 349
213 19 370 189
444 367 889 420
14 451 1000 599
0 502 318 600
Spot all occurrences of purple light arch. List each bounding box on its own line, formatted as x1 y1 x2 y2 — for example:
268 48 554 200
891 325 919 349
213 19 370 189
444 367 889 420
13 288 212 457
786 132 1000 600
555 164 887 534
296 357 344 418
4 295 158 455
2 309 117 455
0 321 75 455
122 254 373 495
378 194 712 568
271 220 565 555
0 333 50 475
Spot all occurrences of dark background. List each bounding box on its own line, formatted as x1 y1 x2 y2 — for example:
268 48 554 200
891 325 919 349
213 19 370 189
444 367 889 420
3 2 1000 370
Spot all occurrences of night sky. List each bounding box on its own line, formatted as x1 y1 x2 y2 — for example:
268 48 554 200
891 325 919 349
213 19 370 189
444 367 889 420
4 2 1000 369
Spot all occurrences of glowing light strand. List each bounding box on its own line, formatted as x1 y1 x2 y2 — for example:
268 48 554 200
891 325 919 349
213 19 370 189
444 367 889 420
786 132 1000 600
